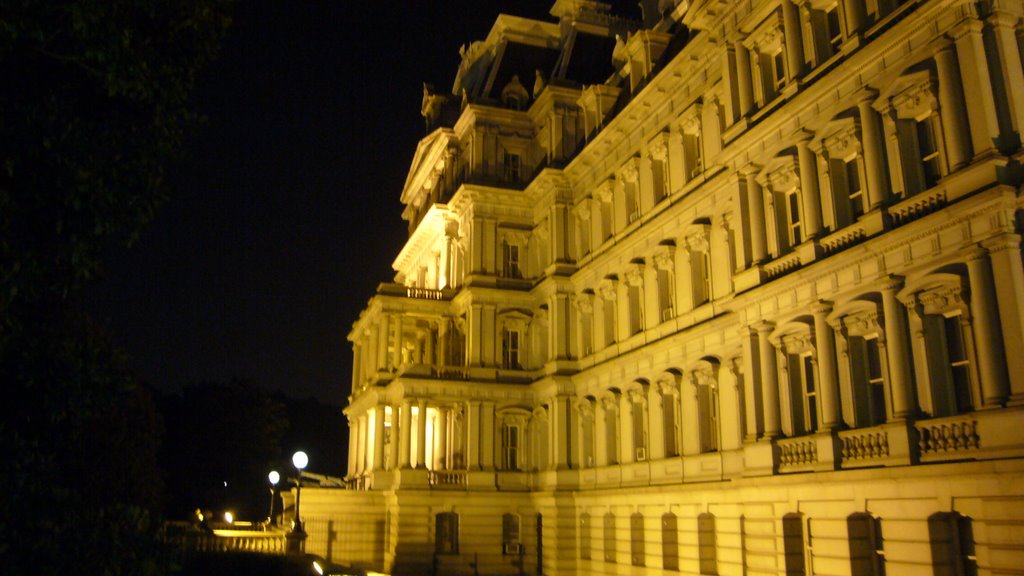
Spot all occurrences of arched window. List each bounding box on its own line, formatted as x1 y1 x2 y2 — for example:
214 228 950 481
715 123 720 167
848 513 885 576
783 513 807 576
435 512 459 555
579 512 592 560
502 513 522 555
603 512 617 563
662 512 679 571
928 512 976 576
698 512 718 575
630 512 645 566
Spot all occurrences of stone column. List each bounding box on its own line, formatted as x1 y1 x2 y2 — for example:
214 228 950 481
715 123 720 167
983 234 1024 403
356 414 367 474
744 167 768 264
372 404 386 471
934 43 972 170
797 136 823 239
841 0 864 37
415 400 428 469
782 0 805 79
595 398 609 466
436 406 449 469
481 401 496 470
741 326 761 441
465 400 480 469
735 40 754 117
966 250 1010 406
619 393 635 463
755 322 781 437
399 400 412 469
387 409 399 471
346 416 358 476
812 303 841 430
391 314 405 369
881 277 914 419
856 94 889 209
649 385 666 459
952 19 1001 158
987 11 1024 144
550 396 571 470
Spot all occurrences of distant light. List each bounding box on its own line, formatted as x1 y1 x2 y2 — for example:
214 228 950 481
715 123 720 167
292 450 309 470
268 470 280 485
223 481 228 487
313 560 324 575
224 511 234 524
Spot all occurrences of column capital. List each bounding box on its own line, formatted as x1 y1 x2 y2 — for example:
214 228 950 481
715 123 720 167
948 16 985 40
809 300 834 316
981 233 1022 253
752 320 776 334
879 274 905 293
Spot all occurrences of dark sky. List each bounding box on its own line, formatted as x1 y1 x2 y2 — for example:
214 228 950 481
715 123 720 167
85 1 642 405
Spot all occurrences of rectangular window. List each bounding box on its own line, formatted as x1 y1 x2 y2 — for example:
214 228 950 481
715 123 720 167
628 285 643 335
501 424 520 470
502 329 521 370
603 298 617 347
658 268 675 322
944 315 972 413
502 242 522 278
502 513 522 555
626 185 640 223
772 50 786 91
846 158 864 219
698 385 720 453
865 337 886 425
435 512 459 555
826 5 843 53
503 151 521 182
632 400 647 461
606 408 619 464
803 353 819 433
916 118 941 189
787 190 803 247
663 394 679 457
581 411 595 467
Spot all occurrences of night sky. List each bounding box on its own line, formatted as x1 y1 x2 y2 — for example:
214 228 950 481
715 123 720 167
84 1 642 405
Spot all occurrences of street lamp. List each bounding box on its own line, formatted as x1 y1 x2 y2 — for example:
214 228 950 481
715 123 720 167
267 470 280 524
291 451 308 534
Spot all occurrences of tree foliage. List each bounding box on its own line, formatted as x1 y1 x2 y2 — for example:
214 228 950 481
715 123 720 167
0 1 232 574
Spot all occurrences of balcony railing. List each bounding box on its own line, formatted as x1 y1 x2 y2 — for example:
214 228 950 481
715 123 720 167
915 414 980 458
839 428 890 463
428 470 468 488
777 436 819 472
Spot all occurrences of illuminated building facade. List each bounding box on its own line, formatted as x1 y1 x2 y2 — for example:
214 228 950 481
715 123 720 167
301 0 1024 574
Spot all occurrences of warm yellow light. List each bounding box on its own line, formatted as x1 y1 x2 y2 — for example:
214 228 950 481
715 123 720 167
312 560 324 575
224 511 234 524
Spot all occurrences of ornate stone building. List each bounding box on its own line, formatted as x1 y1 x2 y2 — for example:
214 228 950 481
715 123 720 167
300 0 1024 574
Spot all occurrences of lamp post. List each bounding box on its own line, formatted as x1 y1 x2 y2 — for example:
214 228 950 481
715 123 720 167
267 470 280 525
285 450 308 554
